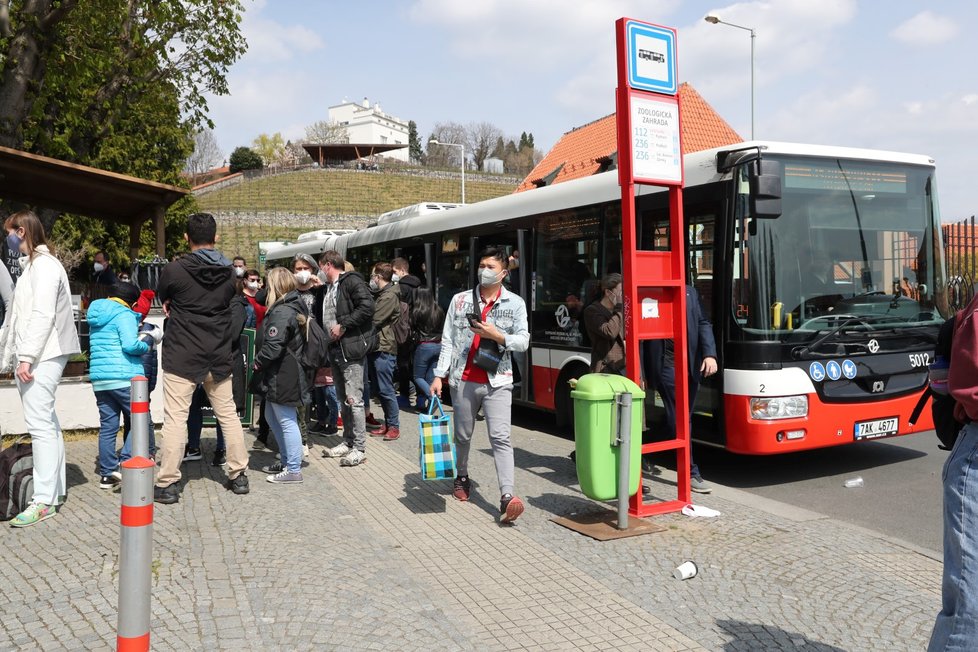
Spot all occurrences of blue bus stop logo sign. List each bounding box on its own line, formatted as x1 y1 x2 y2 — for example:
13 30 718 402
625 21 678 95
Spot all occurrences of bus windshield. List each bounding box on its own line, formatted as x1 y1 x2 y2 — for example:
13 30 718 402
731 156 946 343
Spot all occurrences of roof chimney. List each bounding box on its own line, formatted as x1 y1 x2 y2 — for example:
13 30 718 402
362 96 369 108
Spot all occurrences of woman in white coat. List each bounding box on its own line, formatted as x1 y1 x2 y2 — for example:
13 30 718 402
1 210 80 527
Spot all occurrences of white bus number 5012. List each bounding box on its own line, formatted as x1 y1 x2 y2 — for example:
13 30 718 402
908 353 930 368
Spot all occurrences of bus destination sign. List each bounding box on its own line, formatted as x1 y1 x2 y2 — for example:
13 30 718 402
629 92 682 184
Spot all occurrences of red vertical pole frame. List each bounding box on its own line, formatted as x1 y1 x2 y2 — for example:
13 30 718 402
615 18 641 386
670 185 690 503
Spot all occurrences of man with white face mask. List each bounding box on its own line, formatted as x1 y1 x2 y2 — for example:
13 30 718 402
232 256 247 279
430 246 530 524
91 250 117 286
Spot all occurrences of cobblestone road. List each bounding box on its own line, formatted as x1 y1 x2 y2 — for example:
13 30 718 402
0 408 941 651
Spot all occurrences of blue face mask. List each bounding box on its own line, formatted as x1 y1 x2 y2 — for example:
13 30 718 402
6 231 22 254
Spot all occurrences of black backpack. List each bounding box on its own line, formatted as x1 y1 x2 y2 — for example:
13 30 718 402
0 438 34 521
300 317 330 370
393 300 411 347
910 315 966 450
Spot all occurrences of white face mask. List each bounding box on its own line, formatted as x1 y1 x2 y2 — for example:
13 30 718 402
234 266 245 277
294 270 311 285
369 279 380 291
391 273 400 283
479 267 502 287
93 262 105 273
246 281 259 291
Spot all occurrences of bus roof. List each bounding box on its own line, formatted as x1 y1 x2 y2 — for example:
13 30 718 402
334 140 936 251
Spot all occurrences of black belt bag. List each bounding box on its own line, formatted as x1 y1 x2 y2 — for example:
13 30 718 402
470 288 502 374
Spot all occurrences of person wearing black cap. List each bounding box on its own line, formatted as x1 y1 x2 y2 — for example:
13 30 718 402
87 281 161 489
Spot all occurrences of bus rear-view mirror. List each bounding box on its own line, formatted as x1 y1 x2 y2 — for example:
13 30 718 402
750 159 783 219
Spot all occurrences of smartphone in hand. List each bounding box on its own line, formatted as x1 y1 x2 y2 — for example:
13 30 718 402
466 312 482 327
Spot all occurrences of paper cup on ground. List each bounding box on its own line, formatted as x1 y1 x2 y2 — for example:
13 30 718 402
673 561 697 580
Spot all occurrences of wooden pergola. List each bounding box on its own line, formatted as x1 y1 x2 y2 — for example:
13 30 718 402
302 142 407 167
0 145 188 260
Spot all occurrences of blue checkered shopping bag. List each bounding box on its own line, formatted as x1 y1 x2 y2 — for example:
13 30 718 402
419 396 456 480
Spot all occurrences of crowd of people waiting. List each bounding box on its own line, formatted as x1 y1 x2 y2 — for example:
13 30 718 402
0 211 530 527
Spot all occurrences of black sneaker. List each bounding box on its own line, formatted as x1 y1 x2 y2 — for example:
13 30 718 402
211 450 227 467
99 473 121 490
182 447 202 462
307 421 327 435
500 494 524 523
153 483 180 505
452 475 471 501
228 473 249 495
322 424 338 435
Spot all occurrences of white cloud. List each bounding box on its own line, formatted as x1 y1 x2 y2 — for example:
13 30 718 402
890 11 958 46
239 1 325 63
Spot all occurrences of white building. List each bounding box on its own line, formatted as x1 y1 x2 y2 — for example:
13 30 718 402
328 97 410 162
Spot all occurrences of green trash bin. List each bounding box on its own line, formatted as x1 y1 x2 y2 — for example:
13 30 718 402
571 373 645 501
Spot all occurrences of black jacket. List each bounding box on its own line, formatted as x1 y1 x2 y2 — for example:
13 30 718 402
156 251 236 383
397 274 422 306
312 271 376 361
254 291 309 407
642 285 718 387
229 294 250 411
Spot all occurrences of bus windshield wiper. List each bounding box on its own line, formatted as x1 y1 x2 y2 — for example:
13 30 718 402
791 315 868 359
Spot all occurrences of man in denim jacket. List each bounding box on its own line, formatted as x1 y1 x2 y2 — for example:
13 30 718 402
430 247 530 523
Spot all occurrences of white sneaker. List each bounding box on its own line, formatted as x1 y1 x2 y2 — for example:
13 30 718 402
323 442 351 458
339 448 366 467
303 444 310 457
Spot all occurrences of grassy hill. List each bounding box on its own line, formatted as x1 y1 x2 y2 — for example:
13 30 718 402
197 167 518 216
195 167 519 265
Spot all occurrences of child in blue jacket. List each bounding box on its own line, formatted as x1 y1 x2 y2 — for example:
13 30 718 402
87 283 161 489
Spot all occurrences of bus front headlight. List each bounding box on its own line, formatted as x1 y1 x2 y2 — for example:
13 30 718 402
749 395 808 420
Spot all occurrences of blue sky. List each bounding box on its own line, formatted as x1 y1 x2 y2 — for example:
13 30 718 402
207 0 977 222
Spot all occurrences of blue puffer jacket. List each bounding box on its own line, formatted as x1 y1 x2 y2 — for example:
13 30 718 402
87 298 149 389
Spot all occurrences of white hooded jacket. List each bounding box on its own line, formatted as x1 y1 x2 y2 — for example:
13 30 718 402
11 245 80 365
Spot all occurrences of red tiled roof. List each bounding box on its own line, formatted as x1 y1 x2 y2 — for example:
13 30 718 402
516 83 742 192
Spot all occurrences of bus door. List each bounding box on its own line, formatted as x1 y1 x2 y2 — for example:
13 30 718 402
637 187 724 444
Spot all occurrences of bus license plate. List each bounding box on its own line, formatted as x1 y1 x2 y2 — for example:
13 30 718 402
854 417 899 440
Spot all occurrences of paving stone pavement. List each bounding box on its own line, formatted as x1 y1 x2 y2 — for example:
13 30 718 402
0 407 942 651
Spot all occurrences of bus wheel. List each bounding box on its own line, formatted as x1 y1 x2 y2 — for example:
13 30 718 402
555 363 589 429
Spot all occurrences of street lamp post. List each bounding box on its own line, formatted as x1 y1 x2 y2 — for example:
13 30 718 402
705 13 756 140
428 139 466 204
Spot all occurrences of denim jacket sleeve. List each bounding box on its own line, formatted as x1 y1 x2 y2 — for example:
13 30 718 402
433 287 528 388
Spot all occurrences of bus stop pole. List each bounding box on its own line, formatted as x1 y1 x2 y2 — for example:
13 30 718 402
616 392 633 530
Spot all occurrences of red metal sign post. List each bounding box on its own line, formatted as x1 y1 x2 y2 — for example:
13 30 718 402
614 17 690 517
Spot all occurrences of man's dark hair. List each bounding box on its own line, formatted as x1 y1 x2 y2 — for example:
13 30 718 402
372 262 393 282
245 268 260 280
233 256 246 265
391 257 409 273
186 212 217 246
320 249 345 270
478 246 507 267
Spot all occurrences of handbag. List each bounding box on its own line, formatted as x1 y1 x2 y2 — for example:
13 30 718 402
470 288 502 374
418 395 456 481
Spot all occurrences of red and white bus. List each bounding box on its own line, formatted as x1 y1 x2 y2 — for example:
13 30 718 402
334 141 946 454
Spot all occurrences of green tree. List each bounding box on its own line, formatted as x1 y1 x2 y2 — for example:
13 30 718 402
252 132 286 166
229 147 263 173
408 120 424 164
491 136 506 160
0 0 246 240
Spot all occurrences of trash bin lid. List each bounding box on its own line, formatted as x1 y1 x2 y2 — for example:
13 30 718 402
570 373 646 401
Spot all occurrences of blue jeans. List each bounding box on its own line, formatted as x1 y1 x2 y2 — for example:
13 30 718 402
266 401 303 473
368 351 399 428
95 387 130 476
413 342 441 411
651 364 702 479
314 385 339 428
929 423 978 651
187 384 225 452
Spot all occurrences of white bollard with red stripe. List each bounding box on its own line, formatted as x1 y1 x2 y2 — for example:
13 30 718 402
118 375 154 651
128 376 150 458
117 456 154 651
